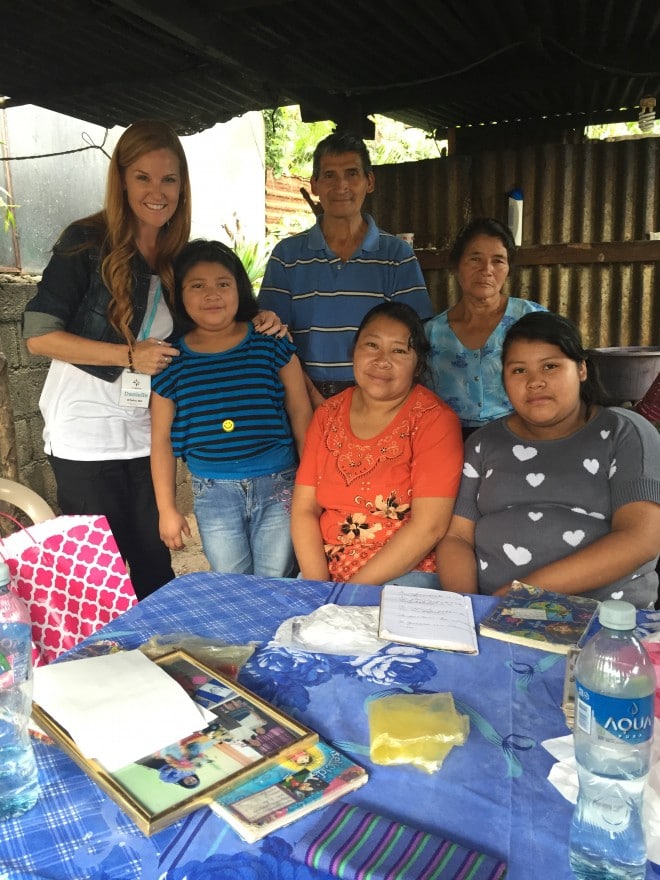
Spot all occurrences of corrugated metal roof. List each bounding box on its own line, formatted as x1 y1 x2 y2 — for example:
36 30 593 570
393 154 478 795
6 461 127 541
2 0 659 135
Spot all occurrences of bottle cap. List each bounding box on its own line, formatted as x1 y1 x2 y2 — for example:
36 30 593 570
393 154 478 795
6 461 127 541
598 598 636 630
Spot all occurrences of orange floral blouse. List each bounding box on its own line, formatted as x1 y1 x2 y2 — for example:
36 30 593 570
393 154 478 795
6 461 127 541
295 384 463 581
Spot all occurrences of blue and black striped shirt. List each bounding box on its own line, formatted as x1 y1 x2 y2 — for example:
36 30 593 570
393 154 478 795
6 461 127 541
151 324 297 479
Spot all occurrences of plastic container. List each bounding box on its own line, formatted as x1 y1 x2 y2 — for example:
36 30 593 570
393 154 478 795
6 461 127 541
507 188 523 246
0 562 39 820
568 599 655 879
588 346 660 405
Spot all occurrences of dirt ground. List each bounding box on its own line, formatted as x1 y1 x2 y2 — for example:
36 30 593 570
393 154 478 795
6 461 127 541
170 514 211 576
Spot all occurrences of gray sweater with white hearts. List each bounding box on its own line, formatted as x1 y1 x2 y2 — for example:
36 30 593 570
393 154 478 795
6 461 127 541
453 407 660 607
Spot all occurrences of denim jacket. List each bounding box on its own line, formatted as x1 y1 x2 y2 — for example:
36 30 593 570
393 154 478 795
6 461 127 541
23 223 158 382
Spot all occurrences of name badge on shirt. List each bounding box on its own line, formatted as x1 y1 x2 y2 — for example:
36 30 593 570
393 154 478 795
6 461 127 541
119 369 151 408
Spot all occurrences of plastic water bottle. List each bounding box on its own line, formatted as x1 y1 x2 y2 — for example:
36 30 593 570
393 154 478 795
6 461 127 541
0 561 39 819
568 599 655 879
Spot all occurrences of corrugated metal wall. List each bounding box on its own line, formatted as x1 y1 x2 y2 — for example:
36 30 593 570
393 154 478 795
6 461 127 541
369 139 660 348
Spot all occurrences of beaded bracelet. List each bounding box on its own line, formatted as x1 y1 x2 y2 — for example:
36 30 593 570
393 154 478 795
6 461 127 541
127 346 135 372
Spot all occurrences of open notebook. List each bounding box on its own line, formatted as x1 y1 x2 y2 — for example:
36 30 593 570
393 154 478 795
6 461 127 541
378 584 478 654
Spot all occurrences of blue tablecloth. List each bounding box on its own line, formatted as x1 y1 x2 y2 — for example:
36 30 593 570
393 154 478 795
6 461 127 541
0 572 657 880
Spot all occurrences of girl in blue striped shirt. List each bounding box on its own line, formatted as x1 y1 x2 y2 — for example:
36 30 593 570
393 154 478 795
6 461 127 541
151 240 312 576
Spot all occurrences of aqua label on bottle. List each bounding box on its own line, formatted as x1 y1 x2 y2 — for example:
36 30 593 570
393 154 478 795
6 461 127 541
576 681 654 744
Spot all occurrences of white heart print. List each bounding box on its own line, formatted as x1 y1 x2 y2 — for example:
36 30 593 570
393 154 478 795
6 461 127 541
479 559 488 570
609 459 617 478
571 507 605 519
526 473 545 487
485 468 493 478
563 530 585 547
503 543 532 566
528 512 543 522
513 445 537 462
611 591 624 600
463 462 479 478
475 443 481 453
600 430 610 439
583 459 599 475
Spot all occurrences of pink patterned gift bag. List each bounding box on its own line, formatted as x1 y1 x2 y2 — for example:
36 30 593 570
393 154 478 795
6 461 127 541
0 514 137 665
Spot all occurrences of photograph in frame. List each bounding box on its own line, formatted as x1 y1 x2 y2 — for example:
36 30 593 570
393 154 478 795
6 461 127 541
31 649 318 835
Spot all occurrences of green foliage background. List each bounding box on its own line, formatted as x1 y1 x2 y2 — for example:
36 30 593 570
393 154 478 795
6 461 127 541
264 106 444 178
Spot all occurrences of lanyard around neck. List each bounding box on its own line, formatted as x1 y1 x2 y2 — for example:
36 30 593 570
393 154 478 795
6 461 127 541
138 280 162 341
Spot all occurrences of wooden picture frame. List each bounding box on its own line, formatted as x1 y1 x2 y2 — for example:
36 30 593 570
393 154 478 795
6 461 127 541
32 649 317 835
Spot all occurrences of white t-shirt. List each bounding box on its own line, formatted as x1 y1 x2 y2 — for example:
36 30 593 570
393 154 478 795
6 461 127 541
40 276 173 460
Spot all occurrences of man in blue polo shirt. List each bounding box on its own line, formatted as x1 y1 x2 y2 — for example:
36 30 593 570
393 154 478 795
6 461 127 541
258 131 433 407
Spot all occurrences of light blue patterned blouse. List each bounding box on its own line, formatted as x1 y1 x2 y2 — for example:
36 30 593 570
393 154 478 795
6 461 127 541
424 297 546 427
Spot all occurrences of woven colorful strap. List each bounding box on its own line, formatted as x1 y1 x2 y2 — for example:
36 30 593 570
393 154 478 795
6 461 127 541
293 803 507 880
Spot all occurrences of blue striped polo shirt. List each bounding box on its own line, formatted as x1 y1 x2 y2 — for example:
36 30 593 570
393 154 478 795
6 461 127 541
258 214 433 383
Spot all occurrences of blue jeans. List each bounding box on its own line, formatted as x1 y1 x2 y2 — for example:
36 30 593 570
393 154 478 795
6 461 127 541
191 468 296 577
384 571 440 589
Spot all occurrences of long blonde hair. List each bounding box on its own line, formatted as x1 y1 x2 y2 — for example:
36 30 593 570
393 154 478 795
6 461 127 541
81 120 191 343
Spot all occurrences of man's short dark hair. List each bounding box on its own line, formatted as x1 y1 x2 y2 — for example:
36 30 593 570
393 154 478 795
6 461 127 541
312 131 373 179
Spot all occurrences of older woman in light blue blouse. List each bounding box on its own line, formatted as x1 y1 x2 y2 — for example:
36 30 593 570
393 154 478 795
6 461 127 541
425 218 545 439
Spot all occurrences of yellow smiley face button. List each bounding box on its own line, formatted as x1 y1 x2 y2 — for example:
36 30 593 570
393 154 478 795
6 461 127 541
222 419 235 432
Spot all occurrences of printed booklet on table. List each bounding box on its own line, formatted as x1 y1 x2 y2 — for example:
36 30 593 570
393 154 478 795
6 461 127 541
479 581 600 654
211 739 368 843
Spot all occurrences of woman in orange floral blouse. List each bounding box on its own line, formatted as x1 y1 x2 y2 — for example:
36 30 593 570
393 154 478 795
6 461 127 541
292 302 464 587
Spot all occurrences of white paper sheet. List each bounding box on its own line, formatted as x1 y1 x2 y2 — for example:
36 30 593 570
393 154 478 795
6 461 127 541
33 649 209 771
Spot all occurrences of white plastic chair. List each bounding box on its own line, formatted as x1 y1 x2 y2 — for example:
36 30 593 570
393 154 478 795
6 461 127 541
0 478 55 524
